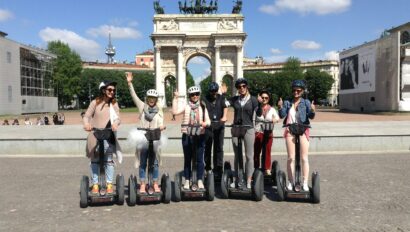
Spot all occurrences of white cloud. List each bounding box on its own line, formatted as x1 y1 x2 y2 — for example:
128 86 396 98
291 40 321 50
270 48 282 54
86 25 142 39
189 56 206 64
260 0 351 15
128 21 139 27
324 50 339 60
39 27 101 60
0 9 13 22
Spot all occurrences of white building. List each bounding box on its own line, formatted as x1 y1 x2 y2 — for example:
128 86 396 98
339 22 410 112
0 32 57 115
244 60 340 106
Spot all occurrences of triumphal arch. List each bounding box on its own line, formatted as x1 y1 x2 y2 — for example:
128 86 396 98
151 0 246 105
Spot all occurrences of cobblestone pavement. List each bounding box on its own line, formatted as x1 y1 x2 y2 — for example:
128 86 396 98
1 154 409 232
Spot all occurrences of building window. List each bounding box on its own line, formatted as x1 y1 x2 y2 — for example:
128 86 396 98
150 58 154 62
8 86 12 102
7 51 11 63
20 47 54 97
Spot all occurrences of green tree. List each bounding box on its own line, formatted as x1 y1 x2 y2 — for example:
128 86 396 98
47 41 83 109
304 68 334 103
186 70 195 90
199 75 212 94
222 75 234 98
165 76 176 106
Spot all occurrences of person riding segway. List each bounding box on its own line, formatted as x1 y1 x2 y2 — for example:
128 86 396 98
172 86 215 201
275 80 320 203
125 72 171 205
202 82 228 182
80 80 124 208
220 78 264 201
254 90 280 186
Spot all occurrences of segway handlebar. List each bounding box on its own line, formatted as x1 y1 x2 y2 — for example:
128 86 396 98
282 123 311 128
136 127 162 141
92 128 113 141
181 124 205 128
225 124 253 128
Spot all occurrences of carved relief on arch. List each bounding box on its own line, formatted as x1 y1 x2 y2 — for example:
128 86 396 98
220 46 237 65
160 47 178 67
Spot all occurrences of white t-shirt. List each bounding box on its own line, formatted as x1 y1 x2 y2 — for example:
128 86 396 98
255 106 279 133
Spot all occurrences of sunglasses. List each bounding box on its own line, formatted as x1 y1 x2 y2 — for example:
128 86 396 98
261 96 269 100
106 88 116 93
293 89 303 93
237 84 247 89
189 92 200 97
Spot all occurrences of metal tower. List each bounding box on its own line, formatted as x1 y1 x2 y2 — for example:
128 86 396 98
105 32 116 64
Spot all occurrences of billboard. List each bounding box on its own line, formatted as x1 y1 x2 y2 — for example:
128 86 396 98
339 43 376 94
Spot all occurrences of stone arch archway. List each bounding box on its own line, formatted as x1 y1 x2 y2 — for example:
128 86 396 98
151 14 246 106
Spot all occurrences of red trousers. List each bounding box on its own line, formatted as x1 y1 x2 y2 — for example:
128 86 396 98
254 132 273 171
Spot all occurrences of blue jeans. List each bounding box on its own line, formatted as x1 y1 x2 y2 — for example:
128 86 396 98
182 134 205 180
90 140 115 184
139 147 159 182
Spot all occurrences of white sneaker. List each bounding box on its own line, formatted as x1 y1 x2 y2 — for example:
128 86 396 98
302 183 309 191
183 180 190 190
246 180 251 189
287 182 293 191
198 180 204 189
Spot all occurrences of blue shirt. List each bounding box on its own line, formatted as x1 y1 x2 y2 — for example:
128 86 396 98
278 98 315 125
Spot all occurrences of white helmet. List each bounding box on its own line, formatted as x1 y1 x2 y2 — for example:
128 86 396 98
146 89 159 98
187 86 201 94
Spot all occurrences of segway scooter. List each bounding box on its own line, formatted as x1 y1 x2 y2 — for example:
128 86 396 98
275 123 320 203
255 120 280 186
80 128 125 208
209 120 224 182
174 124 215 202
221 124 264 201
128 128 171 205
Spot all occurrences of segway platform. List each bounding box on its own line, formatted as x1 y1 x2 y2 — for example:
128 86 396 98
285 189 311 200
137 190 163 202
181 188 206 198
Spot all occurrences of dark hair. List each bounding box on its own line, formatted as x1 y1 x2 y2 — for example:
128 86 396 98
259 90 271 99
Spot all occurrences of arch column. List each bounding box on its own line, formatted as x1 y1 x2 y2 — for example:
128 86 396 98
236 45 244 80
214 46 222 86
155 46 166 107
177 46 186 101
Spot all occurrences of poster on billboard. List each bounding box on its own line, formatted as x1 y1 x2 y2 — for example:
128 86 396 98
339 44 376 94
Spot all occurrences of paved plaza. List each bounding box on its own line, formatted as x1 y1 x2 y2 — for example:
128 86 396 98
1 153 409 232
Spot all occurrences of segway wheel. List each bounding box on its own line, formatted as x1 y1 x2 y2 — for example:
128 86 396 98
276 170 286 201
223 161 231 172
252 169 264 201
162 174 172 204
80 176 89 208
128 175 136 206
312 172 320 204
271 160 280 186
206 172 215 201
173 172 182 202
116 174 125 205
220 171 230 199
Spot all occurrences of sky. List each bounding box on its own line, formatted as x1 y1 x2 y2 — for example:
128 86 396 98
1 0 409 83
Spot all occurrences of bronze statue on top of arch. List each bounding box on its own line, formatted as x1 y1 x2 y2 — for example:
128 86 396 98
178 0 218 14
155 0 243 15
154 0 165 14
